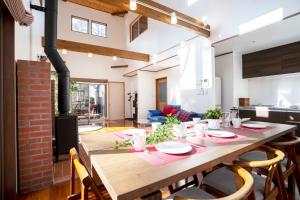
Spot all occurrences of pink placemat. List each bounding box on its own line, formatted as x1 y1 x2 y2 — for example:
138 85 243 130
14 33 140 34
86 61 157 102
110 132 132 141
205 134 247 144
133 144 206 166
238 126 274 133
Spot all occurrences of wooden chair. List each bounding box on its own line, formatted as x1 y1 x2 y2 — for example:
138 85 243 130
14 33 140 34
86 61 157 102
202 145 285 200
240 135 300 199
270 135 300 199
68 148 111 200
165 166 254 200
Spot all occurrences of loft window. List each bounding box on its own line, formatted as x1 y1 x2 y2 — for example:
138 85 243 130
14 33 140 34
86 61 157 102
130 16 148 42
71 16 89 34
91 21 107 37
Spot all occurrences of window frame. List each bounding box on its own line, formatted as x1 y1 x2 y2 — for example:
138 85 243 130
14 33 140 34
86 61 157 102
91 20 108 38
130 15 148 42
71 15 89 34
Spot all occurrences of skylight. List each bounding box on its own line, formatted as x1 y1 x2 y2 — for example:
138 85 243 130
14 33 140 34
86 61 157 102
239 8 283 35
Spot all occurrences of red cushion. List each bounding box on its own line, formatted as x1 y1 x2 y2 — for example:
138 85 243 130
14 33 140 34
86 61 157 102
163 106 173 116
177 110 190 122
170 109 179 115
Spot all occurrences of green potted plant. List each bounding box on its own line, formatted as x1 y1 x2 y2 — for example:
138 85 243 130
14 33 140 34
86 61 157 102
204 108 222 129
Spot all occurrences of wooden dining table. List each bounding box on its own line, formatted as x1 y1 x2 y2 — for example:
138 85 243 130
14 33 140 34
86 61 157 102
78 122 296 200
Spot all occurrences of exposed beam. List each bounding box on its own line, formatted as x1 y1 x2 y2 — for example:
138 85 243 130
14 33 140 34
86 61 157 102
63 0 127 16
111 11 128 17
139 0 206 28
97 0 210 37
41 37 150 62
111 65 128 69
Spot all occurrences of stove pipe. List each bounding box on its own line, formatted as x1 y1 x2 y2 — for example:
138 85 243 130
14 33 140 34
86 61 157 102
44 0 70 115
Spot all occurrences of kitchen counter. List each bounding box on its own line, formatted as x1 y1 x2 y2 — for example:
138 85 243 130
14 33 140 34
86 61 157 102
239 106 300 113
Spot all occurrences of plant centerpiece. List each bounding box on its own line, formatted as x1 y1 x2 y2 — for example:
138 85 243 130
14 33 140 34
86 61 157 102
204 108 222 129
113 124 175 150
165 114 180 127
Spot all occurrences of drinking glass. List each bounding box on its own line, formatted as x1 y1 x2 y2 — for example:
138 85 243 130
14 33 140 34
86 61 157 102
222 112 231 128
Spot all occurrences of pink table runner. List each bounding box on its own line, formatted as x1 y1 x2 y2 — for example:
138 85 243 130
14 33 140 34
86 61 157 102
205 134 247 144
133 144 206 166
238 126 274 133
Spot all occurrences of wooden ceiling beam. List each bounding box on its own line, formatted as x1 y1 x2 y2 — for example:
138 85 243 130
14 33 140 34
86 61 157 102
41 37 150 62
98 0 210 37
139 0 206 27
63 0 127 16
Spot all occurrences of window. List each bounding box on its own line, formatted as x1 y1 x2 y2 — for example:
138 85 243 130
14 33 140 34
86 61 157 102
91 21 107 37
71 16 89 34
130 16 148 42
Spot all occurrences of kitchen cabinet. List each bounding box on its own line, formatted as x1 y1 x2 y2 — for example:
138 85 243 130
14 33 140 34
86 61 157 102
242 41 300 78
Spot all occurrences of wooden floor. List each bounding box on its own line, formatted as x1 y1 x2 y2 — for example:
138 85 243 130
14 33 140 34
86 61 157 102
18 120 300 200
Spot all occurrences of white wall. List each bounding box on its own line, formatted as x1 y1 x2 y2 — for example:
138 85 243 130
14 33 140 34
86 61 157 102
248 73 300 107
215 52 248 111
137 71 156 119
215 53 234 112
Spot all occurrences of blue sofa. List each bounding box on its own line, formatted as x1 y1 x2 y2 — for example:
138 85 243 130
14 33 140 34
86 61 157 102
147 105 204 123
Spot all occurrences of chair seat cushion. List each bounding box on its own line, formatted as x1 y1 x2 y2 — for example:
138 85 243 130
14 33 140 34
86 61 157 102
202 167 274 200
165 187 215 200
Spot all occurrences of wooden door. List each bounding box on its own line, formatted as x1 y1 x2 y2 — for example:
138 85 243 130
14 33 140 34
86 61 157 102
156 77 167 110
108 82 125 120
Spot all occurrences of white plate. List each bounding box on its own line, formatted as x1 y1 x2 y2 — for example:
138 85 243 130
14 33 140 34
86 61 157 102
242 123 267 129
155 141 192 154
207 130 236 138
122 129 145 136
78 125 102 133
241 118 251 122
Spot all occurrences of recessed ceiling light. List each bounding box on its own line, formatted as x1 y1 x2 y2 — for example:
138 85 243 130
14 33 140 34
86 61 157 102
171 12 177 24
62 49 68 55
88 53 93 58
113 56 117 61
130 0 137 10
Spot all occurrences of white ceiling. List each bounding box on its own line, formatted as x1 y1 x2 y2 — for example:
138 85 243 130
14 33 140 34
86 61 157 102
213 14 300 55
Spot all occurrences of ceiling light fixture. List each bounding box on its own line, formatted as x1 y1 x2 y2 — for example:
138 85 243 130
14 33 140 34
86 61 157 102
61 49 68 55
113 56 117 61
201 16 208 26
130 0 137 10
171 12 177 24
88 53 93 58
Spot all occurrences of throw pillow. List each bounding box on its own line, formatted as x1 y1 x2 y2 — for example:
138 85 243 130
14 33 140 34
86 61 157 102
177 110 191 122
170 109 179 115
163 106 173 116
149 110 163 116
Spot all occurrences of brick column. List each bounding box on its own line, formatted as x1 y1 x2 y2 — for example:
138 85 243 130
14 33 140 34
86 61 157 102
17 60 53 193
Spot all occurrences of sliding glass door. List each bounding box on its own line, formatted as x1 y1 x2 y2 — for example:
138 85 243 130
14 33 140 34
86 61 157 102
71 82 107 124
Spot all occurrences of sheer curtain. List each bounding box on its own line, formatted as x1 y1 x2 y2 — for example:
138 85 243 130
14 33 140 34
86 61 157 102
3 0 33 26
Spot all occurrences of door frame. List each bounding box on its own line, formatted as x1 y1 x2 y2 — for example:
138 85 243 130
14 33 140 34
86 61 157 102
0 2 17 198
156 77 167 110
107 81 125 120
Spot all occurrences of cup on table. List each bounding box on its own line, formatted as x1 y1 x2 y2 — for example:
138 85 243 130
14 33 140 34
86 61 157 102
193 118 201 125
173 124 185 138
232 118 242 129
151 122 162 133
194 124 207 137
131 130 146 151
